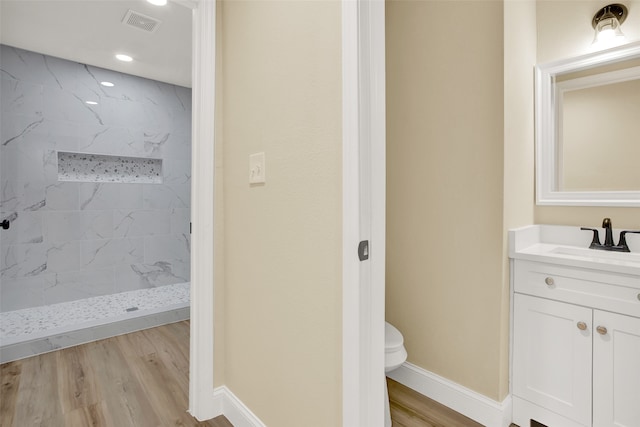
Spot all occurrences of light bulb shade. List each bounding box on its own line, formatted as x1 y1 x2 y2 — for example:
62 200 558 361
593 15 625 44
592 4 628 48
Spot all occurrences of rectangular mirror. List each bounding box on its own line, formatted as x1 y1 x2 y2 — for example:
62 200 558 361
536 41 640 206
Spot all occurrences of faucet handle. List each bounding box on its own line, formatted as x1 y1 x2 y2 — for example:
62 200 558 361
581 227 602 249
617 230 640 253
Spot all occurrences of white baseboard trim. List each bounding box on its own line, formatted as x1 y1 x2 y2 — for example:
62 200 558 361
387 362 512 427
212 386 267 427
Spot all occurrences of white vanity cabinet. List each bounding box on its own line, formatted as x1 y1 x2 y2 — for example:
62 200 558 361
511 257 640 427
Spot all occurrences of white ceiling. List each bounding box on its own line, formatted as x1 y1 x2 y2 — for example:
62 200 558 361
0 0 192 87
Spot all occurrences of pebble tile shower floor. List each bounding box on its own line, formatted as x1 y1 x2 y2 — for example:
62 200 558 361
0 282 189 346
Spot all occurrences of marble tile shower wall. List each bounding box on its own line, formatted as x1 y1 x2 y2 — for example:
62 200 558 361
0 45 191 312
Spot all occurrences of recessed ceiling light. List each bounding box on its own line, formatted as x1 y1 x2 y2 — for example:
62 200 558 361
86 101 98 105
100 81 115 87
147 0 167 5
115 54 133 62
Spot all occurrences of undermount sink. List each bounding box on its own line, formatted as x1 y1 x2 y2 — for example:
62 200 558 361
550 246 640 265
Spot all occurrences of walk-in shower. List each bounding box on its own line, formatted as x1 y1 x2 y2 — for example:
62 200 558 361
0 45 192 362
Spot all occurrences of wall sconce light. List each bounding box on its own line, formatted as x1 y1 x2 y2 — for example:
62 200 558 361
592 3 628 48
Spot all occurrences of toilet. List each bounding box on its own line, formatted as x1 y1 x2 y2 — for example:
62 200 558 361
385 322 407 427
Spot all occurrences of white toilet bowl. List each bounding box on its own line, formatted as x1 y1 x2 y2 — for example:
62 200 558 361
385 322 407 427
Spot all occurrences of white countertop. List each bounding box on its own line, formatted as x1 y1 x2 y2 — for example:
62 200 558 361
509 225 640 276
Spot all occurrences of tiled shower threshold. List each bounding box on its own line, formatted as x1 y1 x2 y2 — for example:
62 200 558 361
0 282 190 363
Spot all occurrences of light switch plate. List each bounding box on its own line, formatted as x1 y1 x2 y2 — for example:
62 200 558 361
249 152 266 184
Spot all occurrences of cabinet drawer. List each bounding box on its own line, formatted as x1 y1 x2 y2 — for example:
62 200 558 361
514 260 640 318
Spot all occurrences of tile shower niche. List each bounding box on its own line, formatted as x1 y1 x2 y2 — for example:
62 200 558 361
57 151 163 184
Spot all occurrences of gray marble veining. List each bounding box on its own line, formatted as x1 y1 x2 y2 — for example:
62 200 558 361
1 44 192 313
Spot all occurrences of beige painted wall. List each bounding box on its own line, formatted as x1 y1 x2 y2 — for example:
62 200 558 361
386 0 507 400
211 0 639 419
219 1 342 425
535 0 640 227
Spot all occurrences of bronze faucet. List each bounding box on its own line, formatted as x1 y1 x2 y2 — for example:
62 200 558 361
581 218 640 253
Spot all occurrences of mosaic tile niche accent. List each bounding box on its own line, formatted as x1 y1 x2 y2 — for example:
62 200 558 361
58 151 163 184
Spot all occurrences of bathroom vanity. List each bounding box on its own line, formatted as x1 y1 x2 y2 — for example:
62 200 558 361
509 225 640 427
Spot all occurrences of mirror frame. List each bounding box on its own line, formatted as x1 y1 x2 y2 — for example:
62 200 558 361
535 41 640 207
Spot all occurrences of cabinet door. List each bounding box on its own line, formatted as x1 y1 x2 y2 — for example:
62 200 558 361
513 294 592 426
593 311 640 427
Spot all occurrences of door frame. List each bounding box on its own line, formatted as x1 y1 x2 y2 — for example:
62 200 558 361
189 0 217 420
342 1 386 426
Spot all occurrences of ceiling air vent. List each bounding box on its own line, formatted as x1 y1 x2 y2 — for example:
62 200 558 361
122 10 161 33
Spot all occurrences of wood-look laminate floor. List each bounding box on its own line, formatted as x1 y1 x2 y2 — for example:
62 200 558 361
0 321 232 427
388 378 521 427
388 378 484 427
2 320 515 427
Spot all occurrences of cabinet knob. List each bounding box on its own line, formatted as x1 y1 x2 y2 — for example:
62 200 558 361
596 326 608 335
637 293 640 301
544 277 555 286
577 321 587 331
